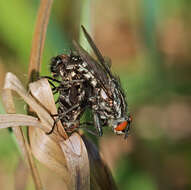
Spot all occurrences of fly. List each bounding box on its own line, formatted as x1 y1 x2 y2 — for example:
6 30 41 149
46 26 132 138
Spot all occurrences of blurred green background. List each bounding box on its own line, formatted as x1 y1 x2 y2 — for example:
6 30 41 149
0 0 191 189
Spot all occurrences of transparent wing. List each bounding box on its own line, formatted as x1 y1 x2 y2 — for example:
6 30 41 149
73 40 111 93
81 25 113 78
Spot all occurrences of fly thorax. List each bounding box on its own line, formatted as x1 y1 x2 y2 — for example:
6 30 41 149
77 62 99 87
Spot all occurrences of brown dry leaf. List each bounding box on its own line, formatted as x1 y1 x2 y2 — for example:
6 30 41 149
14 158 29 190
2 72 90 190
2 74 43 190
4 72 53 134
60 134 90 189
0 114 43 129
29 78 68 140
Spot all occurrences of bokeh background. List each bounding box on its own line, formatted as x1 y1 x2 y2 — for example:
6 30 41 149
0 0 191 189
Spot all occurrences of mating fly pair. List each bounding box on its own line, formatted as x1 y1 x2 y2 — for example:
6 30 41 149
47 26 132 139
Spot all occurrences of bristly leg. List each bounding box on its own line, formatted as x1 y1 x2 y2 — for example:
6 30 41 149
47 80 59 94
93 113 103 136
41 76 61 83
124 123 130 139
46 118 57 135
78 122 100 136
41 76 61 93
46 104 80 135
45 113 60 135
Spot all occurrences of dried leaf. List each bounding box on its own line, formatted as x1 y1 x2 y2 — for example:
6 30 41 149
29 78 68 139
4 72 52 134
0 114 43 129
3 72 91 189
29 127 68 176
14 158 29 190
60 133 90 189
2 76 43 190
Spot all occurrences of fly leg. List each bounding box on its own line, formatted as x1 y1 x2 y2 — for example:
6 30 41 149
41 76 84 84
40 76 61 94
79 112 103 137
46 103 80 135
49 81 59 94
41 76 61 83
93 112 103 136
46 118 57 135
124 122 130 139
78 122 100 136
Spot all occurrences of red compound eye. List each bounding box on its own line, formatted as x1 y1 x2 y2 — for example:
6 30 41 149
115 121 128 131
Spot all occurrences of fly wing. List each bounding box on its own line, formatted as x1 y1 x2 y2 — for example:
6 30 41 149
81 25 113 78
73 40 111 92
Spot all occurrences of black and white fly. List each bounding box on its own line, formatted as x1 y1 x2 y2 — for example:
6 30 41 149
47 26 132 138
